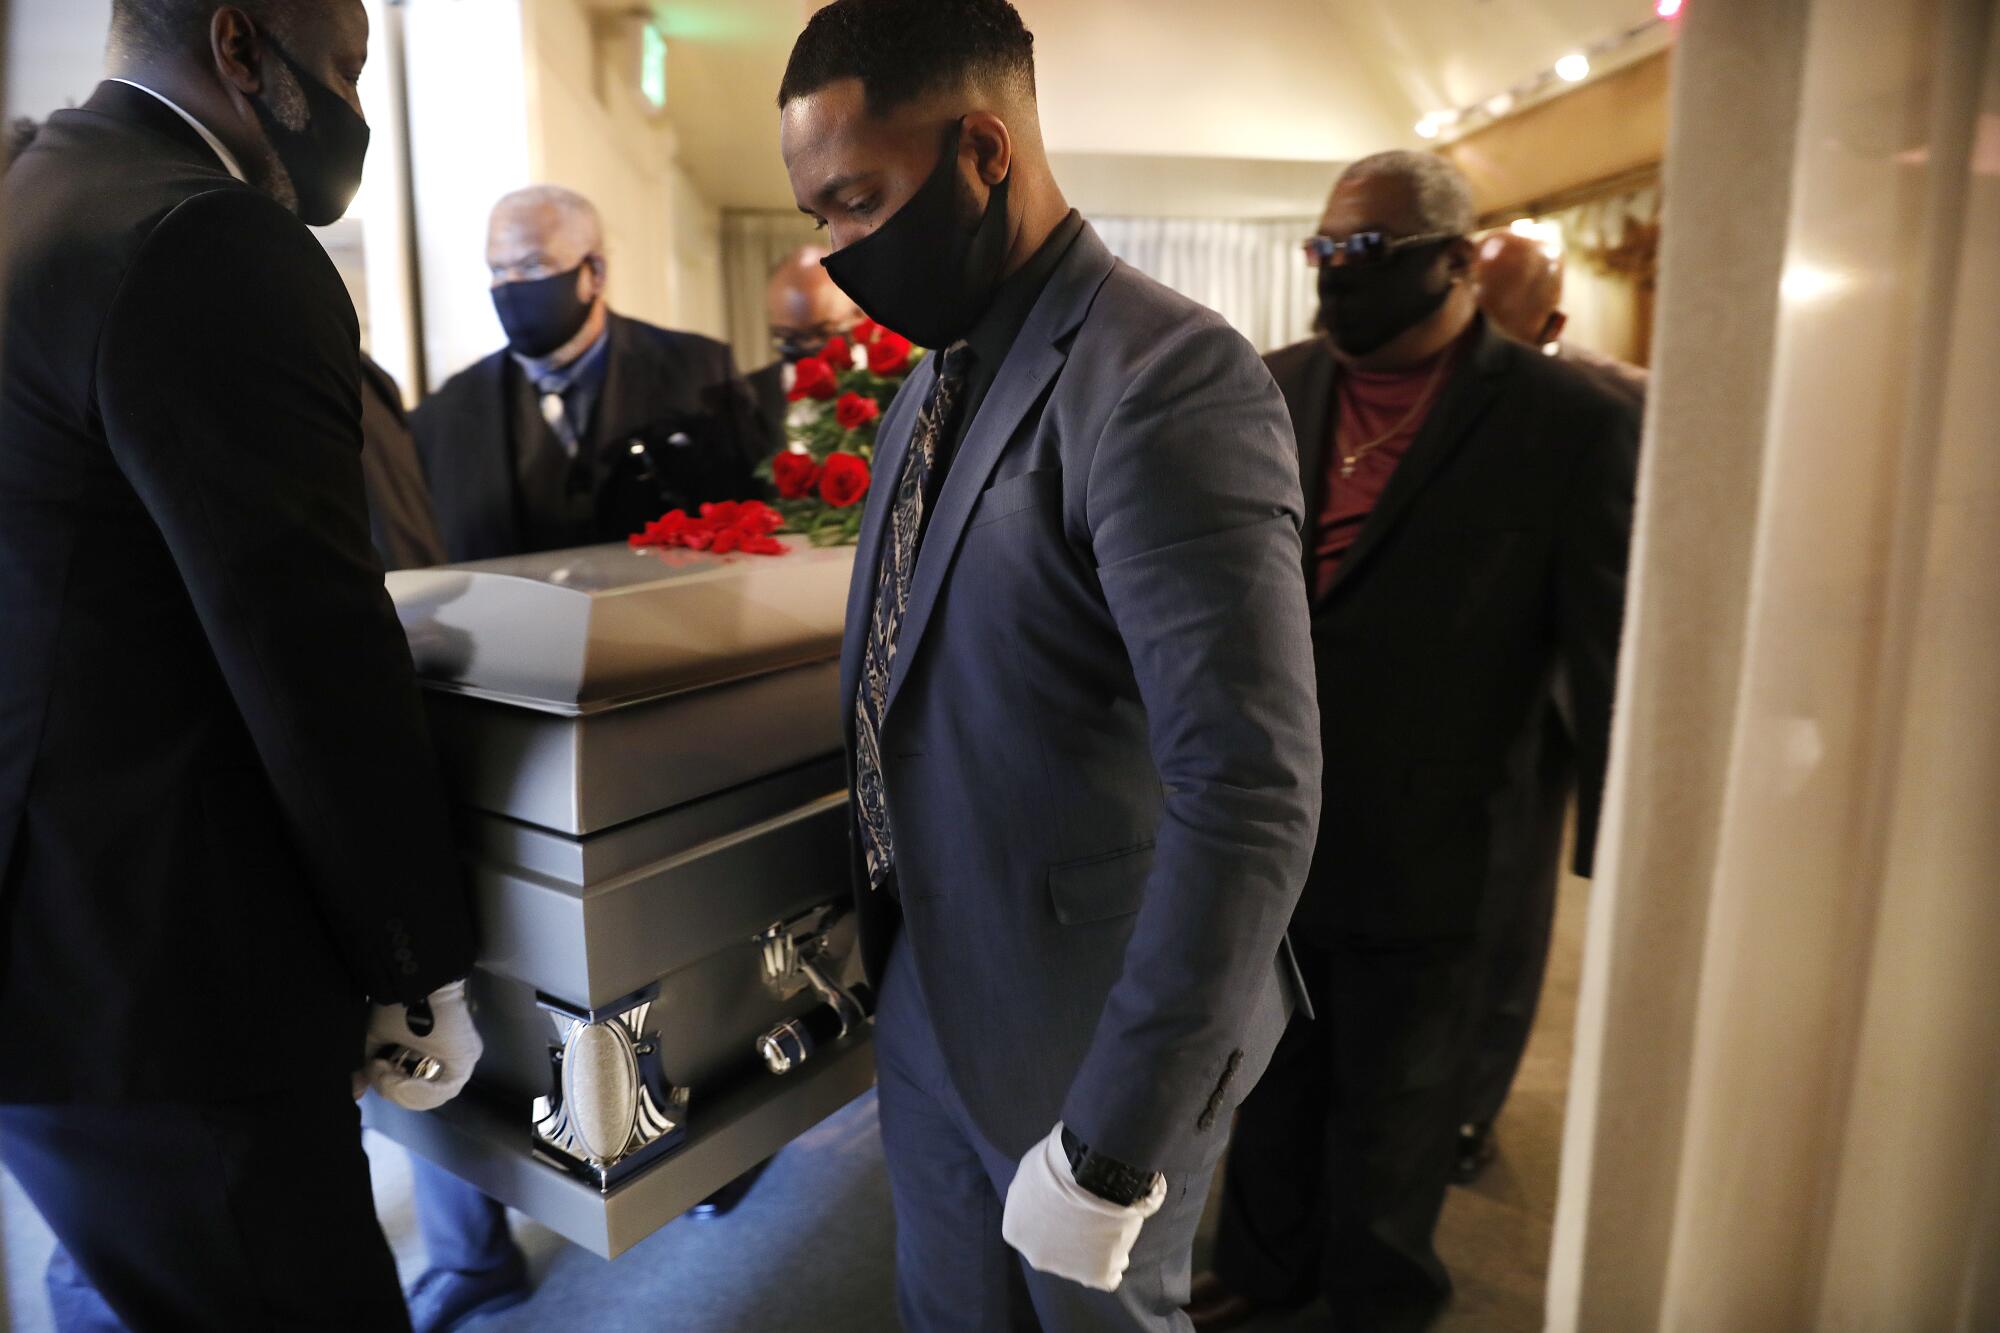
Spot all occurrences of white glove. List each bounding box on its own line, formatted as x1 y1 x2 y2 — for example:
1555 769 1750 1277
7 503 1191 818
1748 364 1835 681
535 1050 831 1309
1001 1122 1167 1292
364 979 483 1112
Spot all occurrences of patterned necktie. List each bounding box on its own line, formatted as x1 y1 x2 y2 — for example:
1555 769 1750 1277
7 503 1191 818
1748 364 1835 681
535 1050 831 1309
854 342 970 890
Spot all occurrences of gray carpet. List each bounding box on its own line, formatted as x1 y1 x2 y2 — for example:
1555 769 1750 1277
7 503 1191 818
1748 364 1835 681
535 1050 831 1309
1 873 1584 1332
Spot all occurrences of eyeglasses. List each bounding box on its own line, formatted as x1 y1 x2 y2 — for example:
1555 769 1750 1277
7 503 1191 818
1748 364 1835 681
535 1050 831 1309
1301 231 1460 269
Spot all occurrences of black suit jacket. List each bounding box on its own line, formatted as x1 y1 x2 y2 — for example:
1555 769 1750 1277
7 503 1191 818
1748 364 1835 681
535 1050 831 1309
1275 320 1638 942
0 83 475 1101
412 314 759 562
747 358 790 465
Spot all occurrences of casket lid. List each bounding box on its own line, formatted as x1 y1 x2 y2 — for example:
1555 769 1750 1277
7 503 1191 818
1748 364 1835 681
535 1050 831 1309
388 541 854 714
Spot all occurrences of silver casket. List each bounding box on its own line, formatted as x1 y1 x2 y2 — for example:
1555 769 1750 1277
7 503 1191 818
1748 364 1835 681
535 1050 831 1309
365 540 872 1259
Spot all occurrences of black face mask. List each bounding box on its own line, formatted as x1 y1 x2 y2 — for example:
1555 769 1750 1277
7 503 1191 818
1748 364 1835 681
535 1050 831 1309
250 40 371 228
492 263 594 359
1316 242 1454 358
821 124 1012 350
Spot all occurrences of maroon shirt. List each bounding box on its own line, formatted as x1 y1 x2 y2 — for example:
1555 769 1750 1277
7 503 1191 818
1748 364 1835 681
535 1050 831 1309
1313 337 1464 600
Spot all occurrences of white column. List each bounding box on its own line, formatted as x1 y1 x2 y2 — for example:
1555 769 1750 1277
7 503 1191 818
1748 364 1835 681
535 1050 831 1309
1550 0 2000 1327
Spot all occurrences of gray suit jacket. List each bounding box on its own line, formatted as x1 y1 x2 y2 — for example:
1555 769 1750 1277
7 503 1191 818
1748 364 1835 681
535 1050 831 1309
841 222 1321 1178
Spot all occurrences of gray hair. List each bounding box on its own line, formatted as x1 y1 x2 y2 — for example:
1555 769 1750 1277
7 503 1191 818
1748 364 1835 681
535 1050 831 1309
491 185 605 251
1337 150 1478 237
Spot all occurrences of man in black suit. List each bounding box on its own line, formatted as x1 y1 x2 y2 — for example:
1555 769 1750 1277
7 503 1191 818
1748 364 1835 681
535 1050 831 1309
1188 153 1638 1332
0 2 481 1328
1447 228 1651 1184
412 184 759 562
782 3 1321 1327
746 244 863 460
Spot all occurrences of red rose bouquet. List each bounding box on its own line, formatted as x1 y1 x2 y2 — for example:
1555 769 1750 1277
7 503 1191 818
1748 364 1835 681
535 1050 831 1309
760 317 923 546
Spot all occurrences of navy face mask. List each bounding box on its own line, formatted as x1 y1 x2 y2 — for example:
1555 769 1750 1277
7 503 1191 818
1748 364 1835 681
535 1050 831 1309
251 39 371 227
492 263 594 359
820 123 1012 350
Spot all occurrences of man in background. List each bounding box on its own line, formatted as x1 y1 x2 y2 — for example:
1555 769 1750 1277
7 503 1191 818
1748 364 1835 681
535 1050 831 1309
747 244 863 460
1188 152 1638 1333
1476 229 1649 408
413 185 758 562
1449 227 1651 1185
0 2 480 1327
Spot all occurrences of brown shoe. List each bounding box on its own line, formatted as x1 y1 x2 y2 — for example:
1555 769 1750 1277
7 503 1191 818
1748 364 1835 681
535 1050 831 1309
1186 1271 1265 1332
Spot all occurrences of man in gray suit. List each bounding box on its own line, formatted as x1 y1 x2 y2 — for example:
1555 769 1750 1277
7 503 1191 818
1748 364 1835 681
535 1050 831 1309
778 2 1321 1328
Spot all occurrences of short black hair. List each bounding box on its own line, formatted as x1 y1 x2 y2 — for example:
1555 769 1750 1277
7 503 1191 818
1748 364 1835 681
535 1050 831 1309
778 0 1036 115
109 0 289 59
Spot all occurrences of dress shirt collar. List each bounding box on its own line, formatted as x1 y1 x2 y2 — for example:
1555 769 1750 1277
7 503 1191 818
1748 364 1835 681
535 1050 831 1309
963 208 1086 371
108 79 247 182
513 324 611 392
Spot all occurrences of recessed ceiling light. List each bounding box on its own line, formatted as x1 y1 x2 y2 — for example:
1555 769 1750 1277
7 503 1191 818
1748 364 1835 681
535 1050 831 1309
1555 52 1591 82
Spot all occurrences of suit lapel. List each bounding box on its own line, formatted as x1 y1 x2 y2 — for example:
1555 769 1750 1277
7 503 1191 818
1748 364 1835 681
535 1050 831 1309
880 227 1118 718
1323 321 1510 599
840 356 935 734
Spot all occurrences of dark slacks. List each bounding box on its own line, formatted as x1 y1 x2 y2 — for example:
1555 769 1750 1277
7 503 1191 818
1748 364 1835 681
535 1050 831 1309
1212 933 1479 1333
876 934 1220 1333
0 1080 410 1332
1463 720 1573 1131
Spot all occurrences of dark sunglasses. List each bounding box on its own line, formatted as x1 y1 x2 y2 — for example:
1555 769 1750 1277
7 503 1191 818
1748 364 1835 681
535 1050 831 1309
1302 230 1460 268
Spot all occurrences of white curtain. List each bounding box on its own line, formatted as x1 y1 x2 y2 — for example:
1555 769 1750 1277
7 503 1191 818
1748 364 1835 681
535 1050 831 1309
720 209 824 375
1090 215 1319 354
1551 0 2000 1327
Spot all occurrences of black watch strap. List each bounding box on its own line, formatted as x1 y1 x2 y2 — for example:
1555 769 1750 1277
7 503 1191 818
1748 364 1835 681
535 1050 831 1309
1060 1126 1158 1207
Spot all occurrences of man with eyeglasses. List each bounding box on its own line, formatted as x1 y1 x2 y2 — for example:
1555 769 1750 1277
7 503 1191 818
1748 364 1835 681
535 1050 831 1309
413 184 760 564
747 244 864 461
1187 151 1640 1332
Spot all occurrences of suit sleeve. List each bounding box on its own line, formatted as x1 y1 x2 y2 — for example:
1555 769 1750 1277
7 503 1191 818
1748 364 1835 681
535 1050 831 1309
94 189 475 1004
1554 392 1640 876
1060 319 1323 1173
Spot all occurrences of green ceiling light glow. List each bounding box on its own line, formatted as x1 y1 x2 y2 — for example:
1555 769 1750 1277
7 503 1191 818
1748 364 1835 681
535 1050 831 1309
641 22 669 110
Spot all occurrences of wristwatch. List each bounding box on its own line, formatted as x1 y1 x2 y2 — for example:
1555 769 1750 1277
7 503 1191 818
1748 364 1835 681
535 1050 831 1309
1060 1126 1159 1207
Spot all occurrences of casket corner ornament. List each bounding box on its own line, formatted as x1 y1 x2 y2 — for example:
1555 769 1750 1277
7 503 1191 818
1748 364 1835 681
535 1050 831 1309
532 989 690 1192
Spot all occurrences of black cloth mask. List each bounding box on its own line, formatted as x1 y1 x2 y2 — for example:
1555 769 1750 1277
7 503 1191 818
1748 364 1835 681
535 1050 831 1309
250 40 371 228
492 264 595 360
821 124 1012 349
1316 242 1455 358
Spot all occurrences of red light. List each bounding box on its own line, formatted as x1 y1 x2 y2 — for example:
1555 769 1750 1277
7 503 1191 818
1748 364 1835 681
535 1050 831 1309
1656 0 1683 17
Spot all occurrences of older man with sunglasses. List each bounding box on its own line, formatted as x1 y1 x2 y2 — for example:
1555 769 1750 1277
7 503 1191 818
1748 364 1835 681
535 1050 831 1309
1186 152 1641 1332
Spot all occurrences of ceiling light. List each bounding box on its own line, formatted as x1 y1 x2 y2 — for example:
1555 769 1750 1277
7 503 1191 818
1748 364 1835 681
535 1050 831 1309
1656 0 1684 17
1414 115 1442 139
1484 92 1516 118
1555 52 1591 82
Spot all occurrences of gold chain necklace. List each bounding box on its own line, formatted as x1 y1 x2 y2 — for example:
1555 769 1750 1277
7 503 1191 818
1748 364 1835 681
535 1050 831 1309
1338 353 1451 479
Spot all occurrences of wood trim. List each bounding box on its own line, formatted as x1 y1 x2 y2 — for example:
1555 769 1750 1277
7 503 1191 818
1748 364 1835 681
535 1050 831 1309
1440 49 1673 221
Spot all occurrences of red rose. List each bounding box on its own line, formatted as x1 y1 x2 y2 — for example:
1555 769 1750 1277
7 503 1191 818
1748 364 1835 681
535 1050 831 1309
867 331 914 375
787 355 838 401
852 318 881 346
821 335 851 370
819 451 871 508
771 450 822 499
835 391 882 431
